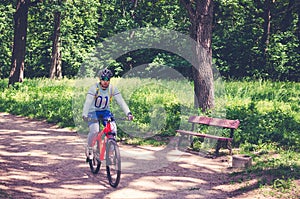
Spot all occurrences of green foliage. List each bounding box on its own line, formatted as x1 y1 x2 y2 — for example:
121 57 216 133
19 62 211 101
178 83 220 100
213 0 299 81
213 0 260 78
231 145 300 197
0 0 101 79
226 80 300 151
253 147 299 177
0 0 299 81
108 77 194 138
267 31 300 81
0 3 14 78
0 78 74 127
26 2 54 78
60 0 100 77
0 78 298 152
128 83 182 136
124 136 166 147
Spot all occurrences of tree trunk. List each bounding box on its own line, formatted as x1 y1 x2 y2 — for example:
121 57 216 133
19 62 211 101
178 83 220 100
295 0 300 41
280 0 295 32
8 0 42 86
261 0 272 56
49 10 62 79
180 0 214 112
8 0 30 86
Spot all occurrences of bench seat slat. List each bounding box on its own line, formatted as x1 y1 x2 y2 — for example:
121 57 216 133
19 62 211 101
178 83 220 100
176 130 233 141
188 116 240 129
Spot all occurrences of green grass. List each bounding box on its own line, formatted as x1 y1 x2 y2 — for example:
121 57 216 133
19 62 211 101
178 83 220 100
224 79 300 151
0 78 299 150
0 78 75 127
230 143 300 198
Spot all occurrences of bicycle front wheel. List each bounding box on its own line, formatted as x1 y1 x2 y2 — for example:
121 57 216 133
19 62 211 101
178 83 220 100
106 139 121 188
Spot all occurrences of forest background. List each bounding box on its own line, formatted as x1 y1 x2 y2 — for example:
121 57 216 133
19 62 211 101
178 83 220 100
0 0 299 81
0 0 299 197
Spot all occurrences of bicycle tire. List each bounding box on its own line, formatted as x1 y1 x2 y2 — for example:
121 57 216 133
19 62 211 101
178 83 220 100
89 151 101 174
89 158 101 174
106 139 121 188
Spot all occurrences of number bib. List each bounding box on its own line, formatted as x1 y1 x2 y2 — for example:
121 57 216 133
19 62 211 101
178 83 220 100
93 83 114 111
95 93 110 110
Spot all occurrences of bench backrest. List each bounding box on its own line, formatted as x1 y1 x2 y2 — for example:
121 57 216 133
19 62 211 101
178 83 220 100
188 116 240 129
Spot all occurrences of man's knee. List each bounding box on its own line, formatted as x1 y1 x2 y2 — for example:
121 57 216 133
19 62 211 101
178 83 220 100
89 123 99 134
111 121 117 134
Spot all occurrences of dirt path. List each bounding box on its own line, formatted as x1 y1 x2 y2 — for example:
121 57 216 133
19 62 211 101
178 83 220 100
0 112 273 199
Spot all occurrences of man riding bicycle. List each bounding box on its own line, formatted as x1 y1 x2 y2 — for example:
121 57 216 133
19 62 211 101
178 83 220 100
82 68 133 162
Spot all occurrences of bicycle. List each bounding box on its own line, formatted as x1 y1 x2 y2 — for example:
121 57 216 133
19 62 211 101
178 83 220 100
87 117 122 188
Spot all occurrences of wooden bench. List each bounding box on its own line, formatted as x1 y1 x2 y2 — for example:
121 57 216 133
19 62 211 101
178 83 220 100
176 116 240 156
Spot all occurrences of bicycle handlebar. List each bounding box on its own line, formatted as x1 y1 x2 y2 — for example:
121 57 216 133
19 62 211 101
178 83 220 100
83 116 131 122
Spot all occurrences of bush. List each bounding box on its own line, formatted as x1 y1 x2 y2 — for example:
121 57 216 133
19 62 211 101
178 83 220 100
0 78 74 127
226 80 300 151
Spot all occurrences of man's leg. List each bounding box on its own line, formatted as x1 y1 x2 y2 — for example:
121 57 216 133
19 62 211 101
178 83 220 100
86 122 99 161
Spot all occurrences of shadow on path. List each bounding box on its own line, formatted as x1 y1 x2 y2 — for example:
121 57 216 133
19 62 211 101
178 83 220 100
0 113 265 199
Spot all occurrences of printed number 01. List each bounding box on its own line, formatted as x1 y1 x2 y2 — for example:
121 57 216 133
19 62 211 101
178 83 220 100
95 96 109 109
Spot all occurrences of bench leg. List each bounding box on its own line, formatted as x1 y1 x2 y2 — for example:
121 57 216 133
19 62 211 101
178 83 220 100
216 140 232 156
189 135 194 148
215 141 221 156
227 140 232 155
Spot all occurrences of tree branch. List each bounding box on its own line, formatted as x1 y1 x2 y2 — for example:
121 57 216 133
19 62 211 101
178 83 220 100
29 0 43 7
179 0 195 19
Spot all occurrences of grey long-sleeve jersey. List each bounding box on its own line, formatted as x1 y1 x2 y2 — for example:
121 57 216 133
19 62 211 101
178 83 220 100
82 83 130 117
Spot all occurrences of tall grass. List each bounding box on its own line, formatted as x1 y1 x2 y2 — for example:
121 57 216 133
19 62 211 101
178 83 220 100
0 78 299 150
225 80 299 114
225 80 300 150
0 78 75 127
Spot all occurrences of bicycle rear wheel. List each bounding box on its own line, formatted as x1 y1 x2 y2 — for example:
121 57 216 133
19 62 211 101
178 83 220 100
106 139 121 188
89 156 101 174
89 144 101 174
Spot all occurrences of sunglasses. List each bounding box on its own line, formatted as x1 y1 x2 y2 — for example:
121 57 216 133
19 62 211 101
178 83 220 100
101 77 110 81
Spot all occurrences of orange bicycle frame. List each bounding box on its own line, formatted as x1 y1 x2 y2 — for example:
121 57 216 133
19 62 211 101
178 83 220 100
91 121 113 161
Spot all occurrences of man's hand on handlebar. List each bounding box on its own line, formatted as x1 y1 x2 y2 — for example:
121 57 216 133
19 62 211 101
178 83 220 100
82 115 89 122
127 112 134 121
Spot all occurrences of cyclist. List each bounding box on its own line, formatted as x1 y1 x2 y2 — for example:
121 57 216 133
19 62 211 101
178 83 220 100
82 68 133 162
